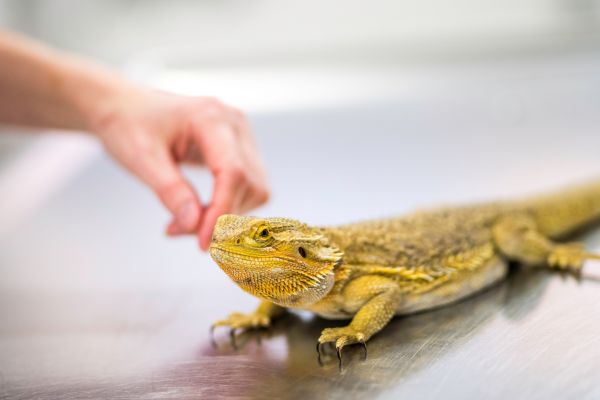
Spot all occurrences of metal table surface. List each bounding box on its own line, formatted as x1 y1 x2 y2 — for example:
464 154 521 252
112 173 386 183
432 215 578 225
2 54 600 399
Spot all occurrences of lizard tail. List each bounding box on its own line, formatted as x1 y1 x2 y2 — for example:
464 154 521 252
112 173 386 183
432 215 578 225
525 179 600 239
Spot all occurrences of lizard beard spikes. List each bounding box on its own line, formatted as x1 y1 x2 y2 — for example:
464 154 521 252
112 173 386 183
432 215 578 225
210 245 338 307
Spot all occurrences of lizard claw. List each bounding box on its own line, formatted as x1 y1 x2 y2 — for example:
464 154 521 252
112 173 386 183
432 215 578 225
229 328 238 349
209 324 217 348
360 340 368 360
211 312 271 349
317 326 368 369
316 342 323 366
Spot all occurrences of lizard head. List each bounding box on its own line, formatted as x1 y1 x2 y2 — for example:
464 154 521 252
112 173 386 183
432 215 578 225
209 215 343 308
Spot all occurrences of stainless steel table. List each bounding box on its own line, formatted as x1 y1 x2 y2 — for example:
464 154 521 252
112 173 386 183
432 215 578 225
2 53 600 399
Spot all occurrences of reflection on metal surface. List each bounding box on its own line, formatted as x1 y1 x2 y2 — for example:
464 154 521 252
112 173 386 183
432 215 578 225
3 267 600 399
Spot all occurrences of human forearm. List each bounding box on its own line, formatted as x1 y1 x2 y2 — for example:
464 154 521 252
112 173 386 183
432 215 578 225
0 29 131 131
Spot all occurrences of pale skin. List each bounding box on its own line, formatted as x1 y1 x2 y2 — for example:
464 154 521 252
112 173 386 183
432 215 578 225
0 30 269 249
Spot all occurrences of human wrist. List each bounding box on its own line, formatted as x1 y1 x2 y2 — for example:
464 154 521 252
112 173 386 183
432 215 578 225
59 56 142 135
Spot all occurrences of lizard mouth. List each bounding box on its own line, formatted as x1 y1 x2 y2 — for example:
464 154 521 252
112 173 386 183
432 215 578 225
209 245 299 264
209 245 247 261
209 245 318 280
208 245 335 308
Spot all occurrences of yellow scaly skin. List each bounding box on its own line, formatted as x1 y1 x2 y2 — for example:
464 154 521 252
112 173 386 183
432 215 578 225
209 181 600 363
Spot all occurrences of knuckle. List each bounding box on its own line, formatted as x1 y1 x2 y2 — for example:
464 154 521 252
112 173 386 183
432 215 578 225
227 164 247 183
156 180 190 206
200 98 227 119
205 96 223 107
132 134 155 154
125 133 159 165
156 185 175 205
255 185 270 204
229 106 246 121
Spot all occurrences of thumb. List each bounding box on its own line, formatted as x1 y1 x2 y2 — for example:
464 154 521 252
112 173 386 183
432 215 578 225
135 148 202 235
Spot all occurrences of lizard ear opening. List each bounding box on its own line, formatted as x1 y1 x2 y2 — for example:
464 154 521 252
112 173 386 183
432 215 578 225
315 245 343 268
314 242 344 272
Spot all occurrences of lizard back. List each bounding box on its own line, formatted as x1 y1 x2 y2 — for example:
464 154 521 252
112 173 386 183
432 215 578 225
313 204 515 316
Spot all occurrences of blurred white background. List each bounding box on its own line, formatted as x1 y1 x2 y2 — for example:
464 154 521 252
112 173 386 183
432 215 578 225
1 0 600 65
0 0 599 120
0 0 599 154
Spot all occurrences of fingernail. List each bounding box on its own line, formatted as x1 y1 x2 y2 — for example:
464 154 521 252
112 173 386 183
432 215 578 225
176 201 198 232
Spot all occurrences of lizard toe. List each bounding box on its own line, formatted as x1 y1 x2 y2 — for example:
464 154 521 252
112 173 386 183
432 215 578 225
213 312 271 330
211 311 272 348
548 244 587 273
317 326 368 368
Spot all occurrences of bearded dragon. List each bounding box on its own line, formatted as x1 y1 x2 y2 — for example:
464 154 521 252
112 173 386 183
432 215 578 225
208 181 600 365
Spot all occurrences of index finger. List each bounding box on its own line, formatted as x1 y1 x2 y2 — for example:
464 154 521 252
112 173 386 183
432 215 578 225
189 117 247 250
199 166 247 250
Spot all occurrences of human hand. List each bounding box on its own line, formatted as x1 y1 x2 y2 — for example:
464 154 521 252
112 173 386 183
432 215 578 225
0 30 268 249
90 86 269 250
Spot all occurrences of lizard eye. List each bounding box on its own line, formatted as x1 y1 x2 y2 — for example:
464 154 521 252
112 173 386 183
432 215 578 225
255 226 271 240
298 247 307 258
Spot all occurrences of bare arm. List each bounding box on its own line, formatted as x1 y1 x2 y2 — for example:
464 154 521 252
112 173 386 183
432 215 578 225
0 29 116 129
0 30 269 250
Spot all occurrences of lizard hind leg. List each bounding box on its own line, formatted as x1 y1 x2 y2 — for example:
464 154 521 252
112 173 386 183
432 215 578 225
492 215 600 274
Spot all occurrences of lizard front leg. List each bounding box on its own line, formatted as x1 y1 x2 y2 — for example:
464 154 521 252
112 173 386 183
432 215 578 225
211 301 285 348
493 215 600 273
318 275 400 367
